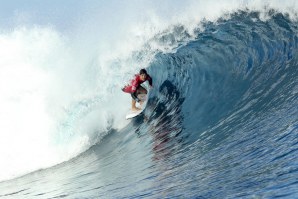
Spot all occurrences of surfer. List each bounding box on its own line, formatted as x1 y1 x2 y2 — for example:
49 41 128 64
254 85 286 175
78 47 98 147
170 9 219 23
122 69 153 111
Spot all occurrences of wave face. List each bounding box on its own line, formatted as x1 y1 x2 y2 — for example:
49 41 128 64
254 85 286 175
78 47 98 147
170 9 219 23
0 3 298 199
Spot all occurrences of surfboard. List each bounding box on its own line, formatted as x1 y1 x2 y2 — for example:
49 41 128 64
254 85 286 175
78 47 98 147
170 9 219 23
125 93 148 119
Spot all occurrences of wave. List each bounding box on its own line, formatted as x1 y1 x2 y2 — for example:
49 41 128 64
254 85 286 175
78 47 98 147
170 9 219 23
148 11 298 144
0 1 297 193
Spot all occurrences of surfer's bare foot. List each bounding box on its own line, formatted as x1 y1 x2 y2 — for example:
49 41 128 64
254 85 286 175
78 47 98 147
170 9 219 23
132 107 141 112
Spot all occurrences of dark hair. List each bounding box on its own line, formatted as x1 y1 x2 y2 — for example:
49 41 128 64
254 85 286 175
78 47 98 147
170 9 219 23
140 69 148 75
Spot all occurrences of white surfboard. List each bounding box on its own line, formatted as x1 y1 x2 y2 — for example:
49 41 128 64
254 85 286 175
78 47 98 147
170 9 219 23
125 93 148 119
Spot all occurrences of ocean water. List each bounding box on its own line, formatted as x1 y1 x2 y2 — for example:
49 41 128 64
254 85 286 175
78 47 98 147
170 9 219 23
0 1 298 198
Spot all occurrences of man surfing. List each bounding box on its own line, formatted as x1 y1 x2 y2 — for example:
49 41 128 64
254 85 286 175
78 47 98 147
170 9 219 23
122 69 153 112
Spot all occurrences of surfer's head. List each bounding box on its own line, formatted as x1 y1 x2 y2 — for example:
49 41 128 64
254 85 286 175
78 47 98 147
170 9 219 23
139 69 148 81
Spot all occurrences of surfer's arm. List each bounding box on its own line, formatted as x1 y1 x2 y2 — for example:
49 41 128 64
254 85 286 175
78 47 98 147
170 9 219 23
147 75 153 88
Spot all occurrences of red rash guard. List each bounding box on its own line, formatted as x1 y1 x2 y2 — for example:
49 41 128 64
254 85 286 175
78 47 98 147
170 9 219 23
122 74 152 93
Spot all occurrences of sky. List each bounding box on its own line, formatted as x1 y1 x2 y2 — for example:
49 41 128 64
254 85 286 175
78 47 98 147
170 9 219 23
0 0 187 31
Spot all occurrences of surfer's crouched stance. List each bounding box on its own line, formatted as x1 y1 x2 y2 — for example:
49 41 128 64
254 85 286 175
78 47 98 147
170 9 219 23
122 69 153 112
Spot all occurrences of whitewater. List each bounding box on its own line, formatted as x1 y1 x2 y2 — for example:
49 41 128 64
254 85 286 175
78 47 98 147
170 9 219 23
0 0 297 198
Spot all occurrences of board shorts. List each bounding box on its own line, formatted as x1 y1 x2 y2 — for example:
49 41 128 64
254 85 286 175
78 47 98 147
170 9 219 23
122 85 147 102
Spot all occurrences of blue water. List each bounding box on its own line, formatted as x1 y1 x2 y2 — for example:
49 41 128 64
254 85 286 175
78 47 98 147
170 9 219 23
1 10 298 199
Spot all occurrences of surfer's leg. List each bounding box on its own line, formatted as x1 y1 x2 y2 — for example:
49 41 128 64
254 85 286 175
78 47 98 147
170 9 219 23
131 92 140 102
131 99 141 111
137 85 147 94
135 86 147 106
131 93 141 111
